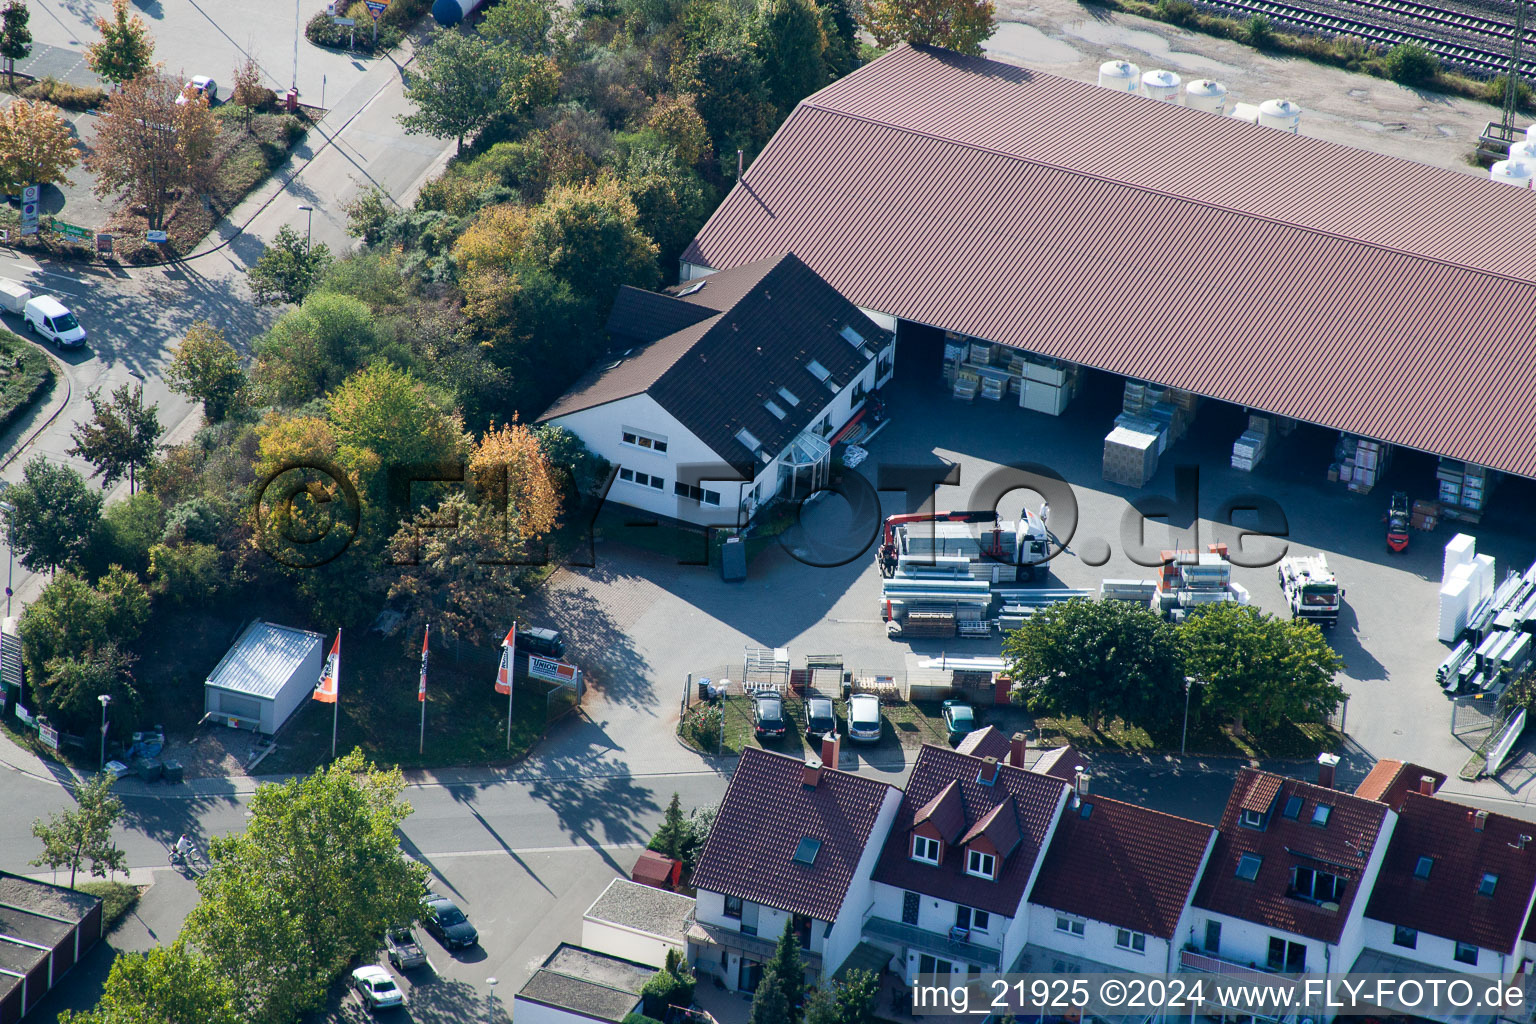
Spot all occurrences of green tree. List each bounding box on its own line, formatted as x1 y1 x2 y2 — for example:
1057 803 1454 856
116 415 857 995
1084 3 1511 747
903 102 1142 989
88 71 218 230
0 1 31 88
1003 598 1183 732
85 0 155 87
39 642 140 736
650 792 687 861
67 380 162 494
671 45 775 172
1384 43 1439 88
640 949 696 1017
517 179 661 306
246 224 333 306
805 968 880 1024
166 320 247 422
748 967 792 1024
252 290 381 406
400 25 557 153
754 0 828 118
818 0 861 80
183 750 428 1024
7 455 103 573
57 943 241 1024
477 0 556 52
30 773 126 888
89 490 165 575
1181 602 1345 735
327 362 467 477
19 566 148 725
861 0 994 56
767 918 806 1024
623 158 714 270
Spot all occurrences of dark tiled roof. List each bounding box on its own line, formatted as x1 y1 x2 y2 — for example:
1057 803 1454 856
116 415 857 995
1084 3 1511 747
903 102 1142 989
541 254 890 476
873 744 1069 917
1030 795 1215 939
1193 769 1390 944
1032 745 1083 782
691 747 896 922
956 726 1011 760
1352 760 1446 811
961 795 1022 859
683 44 1536 480
606 286 717 345
915 781 967 843
1366 793 1536 954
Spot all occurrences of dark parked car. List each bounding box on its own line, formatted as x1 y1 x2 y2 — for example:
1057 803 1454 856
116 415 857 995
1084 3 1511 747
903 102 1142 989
804 695 836 739
942 700 976 744
515 626 565 659
422 893 478 950
752 691 786 740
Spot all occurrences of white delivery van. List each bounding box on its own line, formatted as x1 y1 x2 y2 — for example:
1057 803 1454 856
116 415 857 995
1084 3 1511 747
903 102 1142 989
23 295 86 348
0 279 30 315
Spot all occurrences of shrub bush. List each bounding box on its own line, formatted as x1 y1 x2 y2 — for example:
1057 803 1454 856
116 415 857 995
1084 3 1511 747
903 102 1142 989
147 542 224 604
679 703 721 751
1384 43 1440 87
18 76 107 111
1245 15 1273 47
1155 0 1197 26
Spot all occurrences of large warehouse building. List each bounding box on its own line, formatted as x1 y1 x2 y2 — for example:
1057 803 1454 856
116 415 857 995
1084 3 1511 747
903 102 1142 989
681 44 1536 514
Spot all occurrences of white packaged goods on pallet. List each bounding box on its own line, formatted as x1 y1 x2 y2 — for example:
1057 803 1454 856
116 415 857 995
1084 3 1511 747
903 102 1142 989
1474 553 1497 605
1021 381 1069 414
1230 582 1250 605
1026 362 1068 386
1103 427 1159 487
1439 576 1473 642
1443 533 1477 581
1248 414 1272 435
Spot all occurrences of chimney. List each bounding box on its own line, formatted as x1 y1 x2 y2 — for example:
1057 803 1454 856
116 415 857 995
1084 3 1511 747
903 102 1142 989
1009 732 1028 769
1474 809 1489 832
821 734 841 770
978 757 999 786
1316 752 1340 790
1419 775 1437 797
737 149 744 179
802 757 823 788
1075 767 1090 796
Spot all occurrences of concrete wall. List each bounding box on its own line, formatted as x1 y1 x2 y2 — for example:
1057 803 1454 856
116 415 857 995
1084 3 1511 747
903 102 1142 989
580 918 682 970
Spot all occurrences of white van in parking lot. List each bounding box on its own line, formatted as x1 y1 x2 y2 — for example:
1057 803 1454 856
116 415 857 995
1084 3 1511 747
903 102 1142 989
23 295 86 348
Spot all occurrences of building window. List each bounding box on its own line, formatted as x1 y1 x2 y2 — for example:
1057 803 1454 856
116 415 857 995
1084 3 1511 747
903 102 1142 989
1115 929 1146 954
806 359 831 382
852 381 867 403
619 468 634 482
1414 856 1433 879
1240 809 1266 829
956 906 990 933
1267 938 1306 973
1236 853 1263 881
724 896 743 920
620 468 664 490
1204 921 1221 954
1290 866 1346 905
965 849 996 880
1455 942 1479 966
1055 915 1085 938
1311 804 1332 827
1282 796 1303 819
1393 925 1417 949
674 482 721 506
911 835 940 865
621 428 668 454
792 913 812 950
902 891 920 926
764 399 787 419
1479 873 1498 896
777 386 800 406
839 324 867 347
877 352 892 378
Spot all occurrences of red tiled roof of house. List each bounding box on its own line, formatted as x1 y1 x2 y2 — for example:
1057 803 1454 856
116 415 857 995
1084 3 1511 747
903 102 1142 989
1366 792 1536 955
915 781 967 843
1352 760 1446 811
956 726 1011 761
872 745 1068 917
690 748 896 922
960 795 1022 859
1238 774 1286 815
1193 769 1390 944
1032 745 1083 782
1030 795 1215 939
683 44 1536 480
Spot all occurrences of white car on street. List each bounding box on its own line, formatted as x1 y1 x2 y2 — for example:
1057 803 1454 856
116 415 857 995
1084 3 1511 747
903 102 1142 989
351 965 406 1011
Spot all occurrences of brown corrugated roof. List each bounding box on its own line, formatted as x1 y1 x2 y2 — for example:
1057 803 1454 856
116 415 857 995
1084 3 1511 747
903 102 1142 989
1194 769 1390 944
540 254 890 476
1366 792 1536 955
1353 760 1446 811
684 44 1536 479
1030 795 1215 939
690 748 896 922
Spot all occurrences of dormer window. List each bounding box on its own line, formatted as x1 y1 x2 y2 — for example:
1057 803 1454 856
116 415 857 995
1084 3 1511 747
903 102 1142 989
777 386 800 406
911 835 940 865
965 849 997 880
735 428 763 454
1240 809 1266 829
1290 866 1346 904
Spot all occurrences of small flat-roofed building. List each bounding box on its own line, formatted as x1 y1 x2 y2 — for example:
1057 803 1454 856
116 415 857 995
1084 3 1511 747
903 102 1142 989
203 621 325 734
582 878 695 969
513 943 655 1024
0 872 102 1024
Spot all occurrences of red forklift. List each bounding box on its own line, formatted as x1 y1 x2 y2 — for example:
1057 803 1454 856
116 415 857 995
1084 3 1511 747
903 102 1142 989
1386 491 1411 553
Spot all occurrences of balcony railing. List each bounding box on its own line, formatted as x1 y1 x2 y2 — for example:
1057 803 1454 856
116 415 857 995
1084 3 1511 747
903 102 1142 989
863 917 1002 968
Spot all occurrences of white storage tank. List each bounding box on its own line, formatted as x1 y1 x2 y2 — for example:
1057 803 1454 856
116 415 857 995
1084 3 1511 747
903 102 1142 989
1257 98 1302 133
1184 78 1229 114
1141 69 1181 102
1490 159 1535 188
1098 60 1141 92
1509 138 1536 162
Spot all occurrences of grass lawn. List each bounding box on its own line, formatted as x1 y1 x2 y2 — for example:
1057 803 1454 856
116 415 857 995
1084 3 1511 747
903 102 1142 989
0 328 55 432
685 693 948 757
75 880 142 930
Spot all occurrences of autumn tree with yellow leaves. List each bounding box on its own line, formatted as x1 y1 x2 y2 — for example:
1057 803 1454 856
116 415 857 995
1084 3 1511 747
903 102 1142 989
0 100 80 194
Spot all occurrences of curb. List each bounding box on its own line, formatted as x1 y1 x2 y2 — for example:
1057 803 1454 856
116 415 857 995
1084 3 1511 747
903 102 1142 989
0 346 72 472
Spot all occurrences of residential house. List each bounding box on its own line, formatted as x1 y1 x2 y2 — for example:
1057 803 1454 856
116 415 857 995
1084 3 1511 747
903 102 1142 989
1352 759 1447 811
1025 794 1216 975
687 742 901 992
1186 760 1396 978
538 253 894 528
1360 792 1536 977
865 740 1072 980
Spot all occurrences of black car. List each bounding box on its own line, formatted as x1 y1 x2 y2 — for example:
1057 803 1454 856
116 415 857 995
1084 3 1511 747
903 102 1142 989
421 893 479 950
752 691 786 740
515 626 565 659
804 695 836 739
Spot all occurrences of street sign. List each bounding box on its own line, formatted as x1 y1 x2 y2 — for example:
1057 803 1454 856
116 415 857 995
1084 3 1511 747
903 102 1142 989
332 15 355 24
54 221 88 238
39 721 58 751
145 229 168 243
364 0 388 17
20 185 38 237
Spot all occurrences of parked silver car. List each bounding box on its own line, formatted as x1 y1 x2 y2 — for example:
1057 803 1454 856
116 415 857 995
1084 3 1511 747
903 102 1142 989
846 694 882 743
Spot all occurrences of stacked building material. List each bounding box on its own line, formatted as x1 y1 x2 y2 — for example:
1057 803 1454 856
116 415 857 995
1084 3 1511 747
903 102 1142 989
1231 415 1271 471
1436 459 1497 523
1438 534 1479 643
1155 545 1242 612
1019 360 1078 415
994 588 1094 630
1100 579 1158 606
1410 499 1441 531
1103 427 1159 487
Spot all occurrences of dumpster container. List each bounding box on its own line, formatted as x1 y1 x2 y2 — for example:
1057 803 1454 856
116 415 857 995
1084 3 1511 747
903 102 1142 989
138 760 163 782
163 761 185 783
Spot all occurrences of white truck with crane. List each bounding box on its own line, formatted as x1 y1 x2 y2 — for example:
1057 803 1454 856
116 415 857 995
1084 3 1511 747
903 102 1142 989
876 509 1051 582
1278 553 1344 628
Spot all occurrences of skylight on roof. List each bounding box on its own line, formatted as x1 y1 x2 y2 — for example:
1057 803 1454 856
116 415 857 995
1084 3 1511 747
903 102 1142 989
1283 796 1303 819
1311 805 1332 827
1236 853 1262 881
735 428 762 453
764 400 787 419
777 386 800 406
1079 802 1093 819
806 359 831 382
1479 872 1498 896
1414 856 1433 879
839 324 866 347
676 281 706 297
794 837 822 865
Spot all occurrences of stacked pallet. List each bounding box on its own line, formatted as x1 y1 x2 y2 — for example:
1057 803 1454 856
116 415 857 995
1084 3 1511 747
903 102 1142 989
1330 435 1391 492
1019 359 1078 415
1231 415 1271 472
1103 427 1159 487
1121 380 1194 445
1436 459 1497 523
1100 579 1158 607
952 372 978 402
1410 499 1441 532
1438 533 1478 642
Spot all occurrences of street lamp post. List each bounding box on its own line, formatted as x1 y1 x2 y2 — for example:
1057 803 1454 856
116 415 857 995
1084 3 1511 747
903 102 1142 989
127 369 144 495
298 204 314 253
0 499 14 619
98 693 112 770
486 978 498 1023
1181 675 1205 757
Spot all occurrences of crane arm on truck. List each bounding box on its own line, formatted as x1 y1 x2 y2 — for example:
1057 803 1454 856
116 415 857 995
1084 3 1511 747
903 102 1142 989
877 510 999 576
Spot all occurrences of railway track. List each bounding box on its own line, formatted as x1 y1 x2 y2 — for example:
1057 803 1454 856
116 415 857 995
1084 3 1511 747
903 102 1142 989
1192 0 1536 81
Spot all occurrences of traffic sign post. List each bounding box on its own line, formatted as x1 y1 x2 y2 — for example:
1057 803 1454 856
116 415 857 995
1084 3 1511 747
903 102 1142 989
365 0 388 46
19 185 38 237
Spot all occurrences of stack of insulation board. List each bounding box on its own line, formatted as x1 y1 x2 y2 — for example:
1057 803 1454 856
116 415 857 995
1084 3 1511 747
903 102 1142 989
1231 415 1271 471
880 575 993 623
994 588 1094 630
1336 436 1391 493
1101 579 1158 605
1115 414 1168 454
1438 533 1479 642
1103 427 1159 487
1436 459 1497 523
1019 359 1078 415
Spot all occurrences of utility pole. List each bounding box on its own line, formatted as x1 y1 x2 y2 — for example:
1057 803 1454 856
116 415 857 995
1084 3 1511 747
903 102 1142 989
1505 0 1529 138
